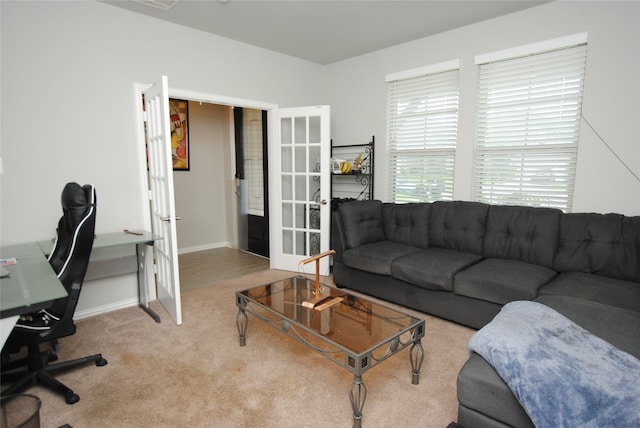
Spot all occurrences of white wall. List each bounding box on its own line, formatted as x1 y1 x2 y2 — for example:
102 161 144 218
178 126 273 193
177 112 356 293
173 102 232 252
2 1 639 317
0 0 324 246
0 0 324 318
323 1 640 216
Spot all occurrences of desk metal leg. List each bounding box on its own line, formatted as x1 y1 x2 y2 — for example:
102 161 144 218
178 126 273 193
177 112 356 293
137 243 160 323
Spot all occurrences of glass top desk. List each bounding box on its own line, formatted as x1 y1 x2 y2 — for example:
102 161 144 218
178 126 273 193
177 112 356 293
38 230 162 322
0 242 68 348
236 276 425 427
0 242 67 319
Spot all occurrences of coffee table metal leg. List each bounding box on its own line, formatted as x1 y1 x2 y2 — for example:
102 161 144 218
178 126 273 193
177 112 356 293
410 339 425 385
350 374 367 428
236 308 248 346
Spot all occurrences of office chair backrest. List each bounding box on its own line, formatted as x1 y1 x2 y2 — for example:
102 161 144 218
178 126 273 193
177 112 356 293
47 183 97 319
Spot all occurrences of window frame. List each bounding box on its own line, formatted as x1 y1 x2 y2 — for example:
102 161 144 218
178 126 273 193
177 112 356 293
385 60 460 203
472 33 588 211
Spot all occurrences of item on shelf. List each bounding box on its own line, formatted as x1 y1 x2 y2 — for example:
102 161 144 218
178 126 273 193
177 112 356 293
353 153 364 171
340 161 352 174
332 158 346 174
330 136 375 202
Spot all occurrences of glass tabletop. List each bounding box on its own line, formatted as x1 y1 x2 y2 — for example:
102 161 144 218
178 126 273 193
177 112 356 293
238 276 423 355
0 243 67 318
37 230 160 255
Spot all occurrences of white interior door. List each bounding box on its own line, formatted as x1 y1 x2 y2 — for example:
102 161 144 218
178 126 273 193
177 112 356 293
269 106 331 274
143 76 183 326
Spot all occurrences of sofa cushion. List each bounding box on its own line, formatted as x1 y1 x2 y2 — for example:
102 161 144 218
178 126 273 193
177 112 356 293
454 258 557 305
482 205 561 268
539 272 640 313
382 203 430 249
391 248 482 291
342 241 420 275
554 213 640 282
429 201 489 254
458 296 640 428
457 353 535 428
535 295 640 358
338 200 385 248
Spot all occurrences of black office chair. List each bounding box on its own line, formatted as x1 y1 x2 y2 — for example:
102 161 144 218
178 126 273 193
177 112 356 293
1 183 107 404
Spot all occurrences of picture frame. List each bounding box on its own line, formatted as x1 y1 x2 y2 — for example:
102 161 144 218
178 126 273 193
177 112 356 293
169 98 190 170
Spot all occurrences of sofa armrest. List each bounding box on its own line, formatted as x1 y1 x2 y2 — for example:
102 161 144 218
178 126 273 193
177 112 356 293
331 209 346 264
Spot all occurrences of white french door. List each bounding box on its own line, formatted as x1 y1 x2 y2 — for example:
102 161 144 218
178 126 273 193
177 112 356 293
143 76 183 326
269 106 331 275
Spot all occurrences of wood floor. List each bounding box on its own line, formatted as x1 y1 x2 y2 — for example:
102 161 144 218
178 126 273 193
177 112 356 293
178 247 270 293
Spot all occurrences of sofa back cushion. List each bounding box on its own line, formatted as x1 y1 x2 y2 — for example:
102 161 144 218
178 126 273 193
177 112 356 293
554 213 640 282
382 203 431 249
338 200 385 248
483 205 561 268
429 201 489 253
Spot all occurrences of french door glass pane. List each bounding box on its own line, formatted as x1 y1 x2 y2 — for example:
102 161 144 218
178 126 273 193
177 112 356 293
295 147 306 172
283 230 293 254
279 112 324 258
282 176 292 200
309 116 321 144
282 146 292 172
296 231 306 255
295 117 306 144
282 203 292 228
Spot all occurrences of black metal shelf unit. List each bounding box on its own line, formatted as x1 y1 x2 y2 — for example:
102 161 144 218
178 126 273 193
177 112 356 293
330 136 374 207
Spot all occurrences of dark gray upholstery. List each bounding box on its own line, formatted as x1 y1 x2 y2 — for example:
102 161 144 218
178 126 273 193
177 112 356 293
429 201 488 254
338 199 384 248
482 205 561 267
554 212 640 282
457 295 640 428
391 248 482 291
333 199 639 328
343 241 420 275
382 203 431 248
457 353 534 428
332 199 640 428
540 272 640 313
454 258 557 304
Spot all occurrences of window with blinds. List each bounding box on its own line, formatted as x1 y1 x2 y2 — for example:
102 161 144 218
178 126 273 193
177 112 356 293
472 38 588 211
243 108 265 216
386 63 460 203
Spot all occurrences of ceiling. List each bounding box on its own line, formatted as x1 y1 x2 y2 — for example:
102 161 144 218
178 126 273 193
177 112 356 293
103 0 551 65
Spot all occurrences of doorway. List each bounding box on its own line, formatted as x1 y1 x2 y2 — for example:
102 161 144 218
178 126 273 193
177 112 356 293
164 88 276 255
234 108 269 257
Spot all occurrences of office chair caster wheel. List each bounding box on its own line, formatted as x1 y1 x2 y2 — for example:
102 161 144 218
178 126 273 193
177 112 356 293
96 357 107 367
65 391 80 405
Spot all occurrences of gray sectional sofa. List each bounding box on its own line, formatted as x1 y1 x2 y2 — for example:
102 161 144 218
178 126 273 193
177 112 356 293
331 199 640 427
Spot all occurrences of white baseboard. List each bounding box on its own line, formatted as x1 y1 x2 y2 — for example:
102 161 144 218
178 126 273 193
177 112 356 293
74 297 139 320
178 241 232 255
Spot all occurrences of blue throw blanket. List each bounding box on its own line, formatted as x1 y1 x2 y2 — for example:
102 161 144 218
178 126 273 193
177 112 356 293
469 301 640 428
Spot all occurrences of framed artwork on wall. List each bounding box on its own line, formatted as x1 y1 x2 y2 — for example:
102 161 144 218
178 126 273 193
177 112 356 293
169 98 190 170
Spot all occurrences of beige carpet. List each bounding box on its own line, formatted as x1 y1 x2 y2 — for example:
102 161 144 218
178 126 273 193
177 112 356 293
25 269 474 428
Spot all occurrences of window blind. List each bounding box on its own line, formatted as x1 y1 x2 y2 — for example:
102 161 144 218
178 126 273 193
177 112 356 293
472 43 587 211
243 108 264 216
386 67 459 203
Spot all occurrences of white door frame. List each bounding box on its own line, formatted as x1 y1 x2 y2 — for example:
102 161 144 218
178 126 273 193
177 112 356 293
133 83 278 300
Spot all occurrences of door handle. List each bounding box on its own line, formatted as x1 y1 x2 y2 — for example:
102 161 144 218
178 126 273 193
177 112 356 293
320 200 327 205
161 216 182 221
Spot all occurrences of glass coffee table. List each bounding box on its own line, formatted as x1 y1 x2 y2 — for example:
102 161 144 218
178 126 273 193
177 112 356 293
236 276 425 427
